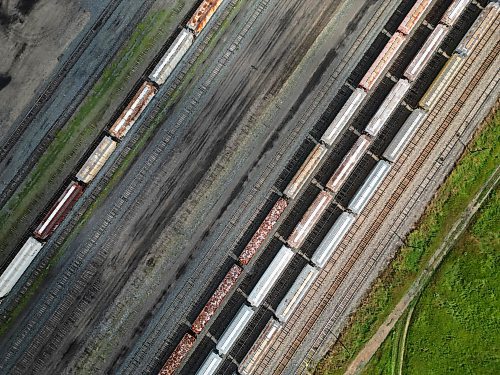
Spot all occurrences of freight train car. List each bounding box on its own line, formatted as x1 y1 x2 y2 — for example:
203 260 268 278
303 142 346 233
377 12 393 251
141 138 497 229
404 24 449 82
247 245 294 307
76 136 117 184
326 135 371 193
108 81 157 139
456 1 500 56
0 237 44 299
398 0 432 35
288 191 333 249
320 88 367 146
195 351 223 375
149 29 195 85
359 32 406 91
348 161 391 215
365 79 411 137
238 318 282 375
187 0 224 35
283 144 328 200
239 198 288 265
275 264 319 322
383 109 427 162
310 212 355 268
441 0 470 27
34 181 84 240
158 333 196 375
192 265 242 334
419 54 464 110
216 304 255 355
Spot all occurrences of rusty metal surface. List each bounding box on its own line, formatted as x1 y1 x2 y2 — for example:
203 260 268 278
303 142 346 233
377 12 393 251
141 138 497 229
158 333 196 375
191 264 243 334
239 198 288 265
186 0 224 35
398 0 431 35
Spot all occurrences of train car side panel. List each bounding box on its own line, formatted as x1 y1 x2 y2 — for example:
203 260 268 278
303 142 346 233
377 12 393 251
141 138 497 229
216 304 255 355
76 136 117 184
187 0 224 35
195 351 223 375
398 0 432 35
441 0 470 27
158 333 196 375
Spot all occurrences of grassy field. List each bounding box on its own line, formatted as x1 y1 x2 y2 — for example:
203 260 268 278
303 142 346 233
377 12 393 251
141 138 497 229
0 1 185 253
315 109 499 375
362 186 499 374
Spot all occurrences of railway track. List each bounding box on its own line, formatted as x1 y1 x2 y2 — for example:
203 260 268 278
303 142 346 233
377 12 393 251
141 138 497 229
263 23 499 375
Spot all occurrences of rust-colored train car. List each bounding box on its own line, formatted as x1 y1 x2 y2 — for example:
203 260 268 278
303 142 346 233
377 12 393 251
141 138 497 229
186 0 223 35
158 333 196 375
191 264 242 334
238 198 288 265
108 81 157 139
34 181 84 240
398 0 432 35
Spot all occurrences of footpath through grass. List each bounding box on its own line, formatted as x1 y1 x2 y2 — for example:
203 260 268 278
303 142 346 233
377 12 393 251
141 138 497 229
362 186 499 374
315 109 500 375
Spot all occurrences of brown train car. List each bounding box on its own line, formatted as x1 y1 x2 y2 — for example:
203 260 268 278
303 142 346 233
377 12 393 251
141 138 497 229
158 333 196 375
34 181 84 240
186 0 223 35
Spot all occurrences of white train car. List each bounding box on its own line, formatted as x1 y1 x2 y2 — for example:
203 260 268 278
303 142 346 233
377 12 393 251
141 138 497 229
247 245 294 307
311 212 356 268
326 135 371 193
365 79 411 137
404 24 449 82
76 136 117 184
441 0 470 27
419 54 464 111
398 0 432 35
195 351 223 375
456 2 500 57
348 161 392 215
275 264 319 322
288 191 333 249
383 109 427 163
320 88 367 146
149 29 194 85
216 304 255 355
238 318 282 375
283 144 328 200
0 237 43 299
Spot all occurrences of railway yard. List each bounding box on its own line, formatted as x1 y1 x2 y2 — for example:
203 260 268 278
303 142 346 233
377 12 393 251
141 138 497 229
0 0 498 374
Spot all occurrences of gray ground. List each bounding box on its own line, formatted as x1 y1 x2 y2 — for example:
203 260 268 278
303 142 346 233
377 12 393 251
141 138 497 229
0 0 384 373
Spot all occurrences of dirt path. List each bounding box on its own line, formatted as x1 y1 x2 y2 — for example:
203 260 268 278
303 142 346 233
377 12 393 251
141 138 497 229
345 165 500 375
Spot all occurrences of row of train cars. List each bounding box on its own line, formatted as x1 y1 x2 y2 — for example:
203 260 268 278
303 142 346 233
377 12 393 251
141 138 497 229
0 0 226 299
158 1 500 374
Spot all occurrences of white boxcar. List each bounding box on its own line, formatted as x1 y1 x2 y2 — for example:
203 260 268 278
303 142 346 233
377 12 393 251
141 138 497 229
404 24 449 82
76 136 117 184
349 161 392 215
326 135 371 193
216 304 255 355
441 0 470 27
149 29 194 85
0 237 43 298
383 109 427 162
311 212 356 268
288 191 333 249
320 88 367 146
365 79 411 137
456 2 500 56
419 54 464 110
239 318 282 375
247 245 294 307
275 264 319 322
283 144 328 200
195 351 223 375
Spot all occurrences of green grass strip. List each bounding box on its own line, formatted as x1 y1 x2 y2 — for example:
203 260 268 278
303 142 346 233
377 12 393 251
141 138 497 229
315 109 500 375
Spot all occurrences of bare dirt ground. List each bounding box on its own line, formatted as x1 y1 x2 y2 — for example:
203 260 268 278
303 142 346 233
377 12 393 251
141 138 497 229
0 0 89 139
0 0 383 374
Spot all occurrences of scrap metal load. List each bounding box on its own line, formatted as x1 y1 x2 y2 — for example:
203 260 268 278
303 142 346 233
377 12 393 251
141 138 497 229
158 333 196 375
76 136 117 184
34 181 84 240
0 237 43 298
149 29 194 85
109 82 157 139
191 265 242 334
187 0 224 35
